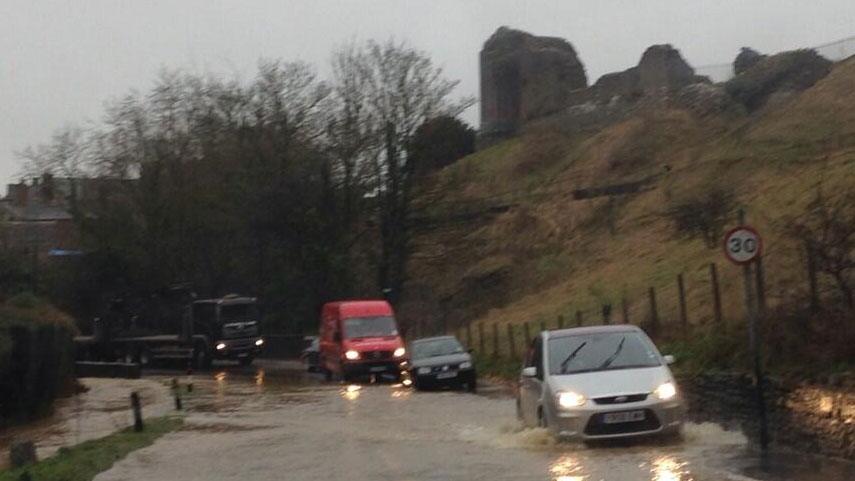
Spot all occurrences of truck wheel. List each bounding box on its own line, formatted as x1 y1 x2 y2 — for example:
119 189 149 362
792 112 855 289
193 342 212 369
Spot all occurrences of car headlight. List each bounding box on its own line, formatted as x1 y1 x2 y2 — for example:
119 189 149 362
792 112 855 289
344 350 360 360
215 342 227 350
654 382 677 400
557 391 586 409
459 361 472 369
255 338 264 346
417 367 431 375
393 347 406 358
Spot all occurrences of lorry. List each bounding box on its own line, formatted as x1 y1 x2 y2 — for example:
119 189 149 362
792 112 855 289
75 291 264 369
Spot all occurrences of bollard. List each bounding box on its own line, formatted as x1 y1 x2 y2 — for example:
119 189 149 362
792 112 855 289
130 392 144 432
9 441 37 468
172 378 182 411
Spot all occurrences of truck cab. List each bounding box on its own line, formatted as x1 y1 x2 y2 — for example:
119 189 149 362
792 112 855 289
191 295 264 366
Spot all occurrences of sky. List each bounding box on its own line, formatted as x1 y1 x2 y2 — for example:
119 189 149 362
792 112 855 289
2 0 855 186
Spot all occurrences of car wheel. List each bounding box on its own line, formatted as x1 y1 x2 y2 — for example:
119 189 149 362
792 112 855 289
466 378 477 393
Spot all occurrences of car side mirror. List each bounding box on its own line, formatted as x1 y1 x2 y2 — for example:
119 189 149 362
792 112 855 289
521 366 537 378
663 354 676 365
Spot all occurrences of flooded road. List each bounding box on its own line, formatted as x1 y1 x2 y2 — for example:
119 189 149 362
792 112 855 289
0 377 172 469
93 360 852 481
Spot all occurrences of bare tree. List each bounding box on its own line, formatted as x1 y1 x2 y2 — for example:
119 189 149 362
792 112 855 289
329 39 475 303
793 188 855 310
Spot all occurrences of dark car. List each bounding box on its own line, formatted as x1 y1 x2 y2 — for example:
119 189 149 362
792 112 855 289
301 336 320 372
408 336 477 392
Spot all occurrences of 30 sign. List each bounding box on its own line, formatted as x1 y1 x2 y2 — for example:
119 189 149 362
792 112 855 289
723 225 762 265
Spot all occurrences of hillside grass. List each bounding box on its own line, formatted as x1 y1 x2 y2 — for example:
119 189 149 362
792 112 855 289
0 417 182 481
404 58 855 376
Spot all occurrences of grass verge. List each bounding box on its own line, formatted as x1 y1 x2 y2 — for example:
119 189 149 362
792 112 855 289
0 416 183 481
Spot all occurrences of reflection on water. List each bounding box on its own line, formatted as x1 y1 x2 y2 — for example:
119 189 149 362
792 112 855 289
342 384 362 401
550 454 587 481
650 456 692 481
255 368 265 388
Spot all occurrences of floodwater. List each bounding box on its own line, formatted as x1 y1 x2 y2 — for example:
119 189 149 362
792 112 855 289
0 377 172 469
82 362 848 481
82 360 852 481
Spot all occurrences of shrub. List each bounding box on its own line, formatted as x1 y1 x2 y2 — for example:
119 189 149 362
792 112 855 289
667 185 736 248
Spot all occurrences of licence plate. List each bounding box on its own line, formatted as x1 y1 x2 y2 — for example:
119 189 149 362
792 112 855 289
436 371 457 379
603 410 645 424
369 366 387 373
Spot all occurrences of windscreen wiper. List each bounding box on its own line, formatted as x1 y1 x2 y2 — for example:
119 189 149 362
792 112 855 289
560 342 587 373
598 336 626 369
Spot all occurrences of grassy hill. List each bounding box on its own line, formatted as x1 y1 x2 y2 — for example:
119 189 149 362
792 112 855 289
401 58 855 376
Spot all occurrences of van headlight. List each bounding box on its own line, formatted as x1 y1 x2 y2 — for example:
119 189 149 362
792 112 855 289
216 342 227 351
393 347 406 358
344 350 360 360
557 391 586 409
654 382 677 400
459 361 472 369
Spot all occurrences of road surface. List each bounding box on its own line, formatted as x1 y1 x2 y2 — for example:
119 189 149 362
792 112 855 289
93 360 852 481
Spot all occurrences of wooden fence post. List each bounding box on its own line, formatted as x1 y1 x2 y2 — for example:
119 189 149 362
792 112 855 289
806 241 820 313
710 263 723 324
622 297 629 324
575 310 583 327
507 324 516 359
492 323 500 358
648 287 659 337
478 322 485 354
677 273 688 334
523 321 531 345
130 392 143 432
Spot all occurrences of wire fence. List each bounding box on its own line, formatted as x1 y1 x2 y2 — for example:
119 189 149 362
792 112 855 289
694 35 855 83
409 240 846 363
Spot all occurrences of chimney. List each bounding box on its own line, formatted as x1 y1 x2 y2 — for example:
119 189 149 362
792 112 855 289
7 183 28 207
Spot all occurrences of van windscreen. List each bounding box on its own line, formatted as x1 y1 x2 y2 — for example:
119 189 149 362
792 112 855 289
343 316 398 339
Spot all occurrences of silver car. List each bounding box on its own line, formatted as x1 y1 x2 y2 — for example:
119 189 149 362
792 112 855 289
516 325 685 440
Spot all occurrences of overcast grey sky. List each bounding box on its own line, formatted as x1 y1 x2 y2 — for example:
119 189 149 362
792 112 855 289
2 0 855 186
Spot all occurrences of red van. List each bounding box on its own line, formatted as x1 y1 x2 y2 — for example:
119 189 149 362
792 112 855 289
319 300 407 381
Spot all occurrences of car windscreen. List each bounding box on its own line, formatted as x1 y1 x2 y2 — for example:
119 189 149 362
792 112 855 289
343 316 398 339
220 303 259 323
411 338 465 360
547 331 661 375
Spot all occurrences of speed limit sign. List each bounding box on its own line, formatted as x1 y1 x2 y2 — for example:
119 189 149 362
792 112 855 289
723 225 762 264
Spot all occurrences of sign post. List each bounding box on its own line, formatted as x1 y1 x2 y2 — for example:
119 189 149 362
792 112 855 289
724 210 769 451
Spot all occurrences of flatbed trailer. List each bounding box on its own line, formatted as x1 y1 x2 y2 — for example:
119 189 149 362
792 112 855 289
74 295 264 369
